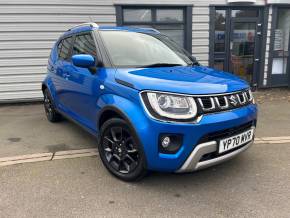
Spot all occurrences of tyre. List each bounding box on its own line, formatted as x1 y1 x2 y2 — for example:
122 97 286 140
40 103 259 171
98 118 147 181
43 89 62 122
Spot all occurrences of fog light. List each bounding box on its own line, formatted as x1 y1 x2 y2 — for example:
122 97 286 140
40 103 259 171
161 136 171 148
159 134 183 154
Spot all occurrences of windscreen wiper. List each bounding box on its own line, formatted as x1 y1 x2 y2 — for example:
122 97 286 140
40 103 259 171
139 63 183 68
188 61 200 66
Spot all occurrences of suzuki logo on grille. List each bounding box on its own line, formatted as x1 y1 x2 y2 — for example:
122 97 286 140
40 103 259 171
229 95 238 106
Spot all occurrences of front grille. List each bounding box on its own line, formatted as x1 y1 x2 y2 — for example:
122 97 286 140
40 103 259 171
198 120 256 162
197 97 215 110
199 121 255 144
196 89 253 114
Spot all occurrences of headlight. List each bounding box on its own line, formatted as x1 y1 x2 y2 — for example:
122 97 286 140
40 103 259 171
141 92 197 121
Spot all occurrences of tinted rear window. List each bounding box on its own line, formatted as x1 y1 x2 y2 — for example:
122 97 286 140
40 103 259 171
58 37 73 60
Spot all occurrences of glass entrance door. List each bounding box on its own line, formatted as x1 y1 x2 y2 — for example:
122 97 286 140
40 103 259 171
210 8 264 87
230 21 257 83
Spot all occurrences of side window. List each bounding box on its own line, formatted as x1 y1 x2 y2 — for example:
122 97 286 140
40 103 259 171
72 33 97 57
57 40 63 58
59 37 73 60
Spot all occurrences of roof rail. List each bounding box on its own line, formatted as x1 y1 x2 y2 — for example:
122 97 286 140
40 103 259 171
68 22 99 31
140 27 160 33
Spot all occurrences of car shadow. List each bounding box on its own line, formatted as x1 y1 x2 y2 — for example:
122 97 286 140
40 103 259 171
133 154 251 191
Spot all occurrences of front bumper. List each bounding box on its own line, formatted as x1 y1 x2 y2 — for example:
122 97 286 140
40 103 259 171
132 103 257 172
176 140 253 173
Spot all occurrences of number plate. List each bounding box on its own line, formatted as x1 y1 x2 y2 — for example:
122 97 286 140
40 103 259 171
218 128 254 154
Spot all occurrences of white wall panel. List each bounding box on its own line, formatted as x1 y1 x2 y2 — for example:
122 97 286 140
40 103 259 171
192 39 209 46
0 1 117 101
192 15 210 23
0 91 42 101
0 66 47 76
192 46 209 54
0 23 115 32
0 15 116 23
0 50 50 59
0 5 115 14
0 0 114 5
192 31 209 39
0 75 45 84
0 83 41 92
0 58 48 67
0 41 54 50
0 32 63 41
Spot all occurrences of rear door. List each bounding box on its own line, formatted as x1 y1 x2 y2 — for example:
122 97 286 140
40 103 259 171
53 36 74 110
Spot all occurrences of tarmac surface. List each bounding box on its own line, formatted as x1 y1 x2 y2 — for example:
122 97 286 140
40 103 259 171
0 89 290 217
1 141 290 218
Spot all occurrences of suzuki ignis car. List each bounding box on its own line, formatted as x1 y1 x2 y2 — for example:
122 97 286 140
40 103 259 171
42 23 257 181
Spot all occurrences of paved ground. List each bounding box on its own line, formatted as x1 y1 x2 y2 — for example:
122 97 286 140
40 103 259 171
253 88 290 137
0 103 96 157
0 88 290 217
1 142 290 218
1 89 290 157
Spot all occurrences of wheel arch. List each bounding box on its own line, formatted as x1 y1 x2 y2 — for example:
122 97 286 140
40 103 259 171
97 105 148 168
97 106 141 132
42 83 48 93
97 106 125 130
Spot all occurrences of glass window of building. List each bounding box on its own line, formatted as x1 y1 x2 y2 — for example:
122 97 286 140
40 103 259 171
118 7 190 51
272 9 290 75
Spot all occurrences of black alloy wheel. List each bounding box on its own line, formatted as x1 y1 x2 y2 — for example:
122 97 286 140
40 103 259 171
99 118 147 181
43 89 61 122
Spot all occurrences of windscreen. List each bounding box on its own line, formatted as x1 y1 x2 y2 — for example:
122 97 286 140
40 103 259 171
99 30 193 68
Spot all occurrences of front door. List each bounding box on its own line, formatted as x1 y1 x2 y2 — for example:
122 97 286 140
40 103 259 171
211 7 264 87
65 32 101 130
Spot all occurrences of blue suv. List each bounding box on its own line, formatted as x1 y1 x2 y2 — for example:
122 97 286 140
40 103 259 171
42 23 257 181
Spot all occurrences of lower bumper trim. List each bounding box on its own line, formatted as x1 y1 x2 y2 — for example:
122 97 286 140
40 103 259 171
176 140 253 173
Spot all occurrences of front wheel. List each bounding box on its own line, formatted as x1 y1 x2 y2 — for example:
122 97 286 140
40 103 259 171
98 118 147 181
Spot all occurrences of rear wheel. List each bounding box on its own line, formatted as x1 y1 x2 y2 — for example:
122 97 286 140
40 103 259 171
43 89 62 122
98 118 147 181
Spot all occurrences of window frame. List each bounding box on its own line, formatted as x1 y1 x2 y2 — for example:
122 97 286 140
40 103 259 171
268 4 290 87
115 4 192 53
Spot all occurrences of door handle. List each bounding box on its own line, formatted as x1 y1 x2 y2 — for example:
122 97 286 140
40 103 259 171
63 72 71 79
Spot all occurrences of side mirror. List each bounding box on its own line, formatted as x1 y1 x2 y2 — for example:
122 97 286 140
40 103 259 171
72 54 95 68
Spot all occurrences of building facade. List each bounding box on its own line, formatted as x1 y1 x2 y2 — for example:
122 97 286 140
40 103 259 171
0 0 289 102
